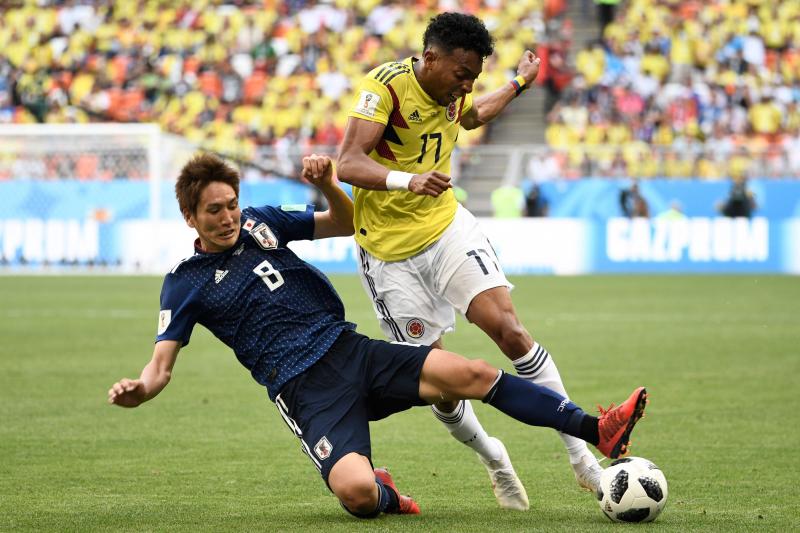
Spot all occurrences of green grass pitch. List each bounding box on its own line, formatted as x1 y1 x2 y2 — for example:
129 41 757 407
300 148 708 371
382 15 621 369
1 275 798 531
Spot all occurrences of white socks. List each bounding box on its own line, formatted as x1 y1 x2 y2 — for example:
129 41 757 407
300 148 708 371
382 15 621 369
431 399 502 462
513 342 595 465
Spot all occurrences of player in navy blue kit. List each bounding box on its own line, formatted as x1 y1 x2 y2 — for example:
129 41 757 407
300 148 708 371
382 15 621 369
108 152 648 518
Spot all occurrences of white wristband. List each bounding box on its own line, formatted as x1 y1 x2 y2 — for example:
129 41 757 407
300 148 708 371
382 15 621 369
385 170 414 191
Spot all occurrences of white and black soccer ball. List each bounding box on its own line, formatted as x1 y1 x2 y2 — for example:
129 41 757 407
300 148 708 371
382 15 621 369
596 457 668 523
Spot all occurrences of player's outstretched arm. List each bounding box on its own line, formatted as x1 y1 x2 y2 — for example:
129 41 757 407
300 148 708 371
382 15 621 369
108 340 180 408
337 117 452 197
460 50 541 130
303 154 355 239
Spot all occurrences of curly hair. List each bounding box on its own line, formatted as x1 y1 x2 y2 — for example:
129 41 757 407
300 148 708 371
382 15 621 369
175 152 240 217
423 12 494 58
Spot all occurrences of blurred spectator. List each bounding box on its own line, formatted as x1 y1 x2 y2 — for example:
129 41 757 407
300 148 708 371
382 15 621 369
366 0 404 38
657 200 685 220
594 0 620 38
575 42 606 88
526 152 561 182
491 183 525 218
619 180 649 218
453 185 469 206
524 183 549 217
718 177 757 218
538 41 572 114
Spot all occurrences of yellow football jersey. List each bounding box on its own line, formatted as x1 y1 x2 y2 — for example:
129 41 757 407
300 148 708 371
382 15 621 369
347 57 473 262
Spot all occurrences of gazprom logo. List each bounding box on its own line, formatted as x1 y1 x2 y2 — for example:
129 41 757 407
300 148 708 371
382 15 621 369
606 217 769 263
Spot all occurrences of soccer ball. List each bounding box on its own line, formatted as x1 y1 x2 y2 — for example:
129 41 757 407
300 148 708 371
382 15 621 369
596 457 668 523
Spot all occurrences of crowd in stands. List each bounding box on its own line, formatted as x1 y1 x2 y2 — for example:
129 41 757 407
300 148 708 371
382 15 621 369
541 0 800 180
0 0 548 178
4 0 799 185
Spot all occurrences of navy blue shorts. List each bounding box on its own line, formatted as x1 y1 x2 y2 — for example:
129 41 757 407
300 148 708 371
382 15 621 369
274 330 432 485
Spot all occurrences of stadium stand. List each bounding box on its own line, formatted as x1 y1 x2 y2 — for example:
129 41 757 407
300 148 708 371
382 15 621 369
544 0 800 179
5 0 797 219
0 0 548 180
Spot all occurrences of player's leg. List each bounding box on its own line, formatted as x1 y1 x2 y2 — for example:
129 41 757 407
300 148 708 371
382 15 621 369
465 287 603 490
356 243 524 508
417 348 648 460
436 206 602 490
425 338 514 494
274 334 419 517
329 453 419 516
328 453 383 515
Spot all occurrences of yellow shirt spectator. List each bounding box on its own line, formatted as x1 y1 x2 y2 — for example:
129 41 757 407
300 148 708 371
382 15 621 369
761 19 786 49
652 124 674 146
696 156 724 180
584 123 607 145
546 121 574 148
640 51 670 82
749 100 782 135
670 33 693 66
576 45 606 87
607 123 632 145
70 72 95 104
728 153 751 180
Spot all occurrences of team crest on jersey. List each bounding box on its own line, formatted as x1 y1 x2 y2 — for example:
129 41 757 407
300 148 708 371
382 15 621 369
407 109 422 123
446 101 457 121
314 436 333 460
355 90 380 118
251 223 277 250
406 318 425 339
157 310 171 335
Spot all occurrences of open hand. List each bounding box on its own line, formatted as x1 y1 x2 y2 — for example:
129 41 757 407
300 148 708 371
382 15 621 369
108 378 146 408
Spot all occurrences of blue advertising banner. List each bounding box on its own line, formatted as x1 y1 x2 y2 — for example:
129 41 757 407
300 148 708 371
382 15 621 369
0 179 798 274
590 217 783 273
534 178 800 219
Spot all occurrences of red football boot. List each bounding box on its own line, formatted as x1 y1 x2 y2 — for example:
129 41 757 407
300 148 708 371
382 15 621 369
374 467 420 515
596 387 648 459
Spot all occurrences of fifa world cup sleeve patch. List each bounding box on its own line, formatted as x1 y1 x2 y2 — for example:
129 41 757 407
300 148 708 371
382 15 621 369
157 309 171 335
353 90 381 118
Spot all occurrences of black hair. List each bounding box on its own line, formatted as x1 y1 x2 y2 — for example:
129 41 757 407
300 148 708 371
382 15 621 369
423 12 494 58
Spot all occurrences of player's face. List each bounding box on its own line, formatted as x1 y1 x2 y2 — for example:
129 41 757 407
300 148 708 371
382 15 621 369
187 181 241 253
428 47 482 106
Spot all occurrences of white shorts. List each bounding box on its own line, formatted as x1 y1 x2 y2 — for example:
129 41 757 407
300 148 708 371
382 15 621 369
356 204 511 345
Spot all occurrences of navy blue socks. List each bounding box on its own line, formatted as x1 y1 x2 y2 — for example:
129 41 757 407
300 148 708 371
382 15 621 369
375 476 399 513
483 370 599 444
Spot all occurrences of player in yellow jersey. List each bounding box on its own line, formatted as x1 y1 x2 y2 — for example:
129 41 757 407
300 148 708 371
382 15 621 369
337 13 603 509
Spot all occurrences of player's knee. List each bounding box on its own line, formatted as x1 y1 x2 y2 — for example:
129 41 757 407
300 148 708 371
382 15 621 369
336 480 379 516
463 358 499 390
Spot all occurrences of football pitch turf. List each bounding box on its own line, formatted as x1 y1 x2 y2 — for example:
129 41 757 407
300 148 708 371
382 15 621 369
1 274 798 532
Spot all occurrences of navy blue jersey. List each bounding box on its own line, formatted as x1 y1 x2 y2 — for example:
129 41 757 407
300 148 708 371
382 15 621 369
156 204 356 400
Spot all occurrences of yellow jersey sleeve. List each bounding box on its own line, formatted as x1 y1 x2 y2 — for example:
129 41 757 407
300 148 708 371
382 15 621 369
348 69 395 126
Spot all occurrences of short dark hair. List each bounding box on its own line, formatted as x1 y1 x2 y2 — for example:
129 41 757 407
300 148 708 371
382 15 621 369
175 152 240 217
423 12 494 59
